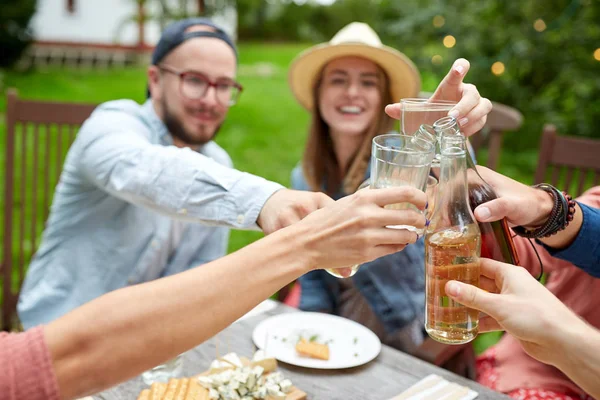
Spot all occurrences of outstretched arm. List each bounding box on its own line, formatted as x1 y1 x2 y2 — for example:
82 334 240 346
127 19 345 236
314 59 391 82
44 186 426 399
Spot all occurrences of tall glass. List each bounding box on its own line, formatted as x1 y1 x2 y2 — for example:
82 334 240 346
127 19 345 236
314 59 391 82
325 134 435 279
400 98 456 136
425 134 481 345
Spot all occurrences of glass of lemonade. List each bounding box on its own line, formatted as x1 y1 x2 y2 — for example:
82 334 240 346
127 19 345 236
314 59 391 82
325 134 435 279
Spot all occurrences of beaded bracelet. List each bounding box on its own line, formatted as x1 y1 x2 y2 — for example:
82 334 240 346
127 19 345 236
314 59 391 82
513 183 577 239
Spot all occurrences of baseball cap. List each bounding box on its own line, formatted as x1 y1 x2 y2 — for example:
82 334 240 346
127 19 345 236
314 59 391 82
147 18 238 97
151 17 237 65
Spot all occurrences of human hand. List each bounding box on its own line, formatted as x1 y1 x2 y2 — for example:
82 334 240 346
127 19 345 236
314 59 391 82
257 189 334 234
295 187 426 270
445 258 585 366
471 166 554 228
384 59 492 137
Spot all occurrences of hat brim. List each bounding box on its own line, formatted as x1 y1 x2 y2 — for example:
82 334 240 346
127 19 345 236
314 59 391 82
289 43 421 111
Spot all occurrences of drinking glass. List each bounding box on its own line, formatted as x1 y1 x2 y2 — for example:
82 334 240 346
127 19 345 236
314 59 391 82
425 175 438 220
325 134 435 279
370 134 435 234
400 98 456 136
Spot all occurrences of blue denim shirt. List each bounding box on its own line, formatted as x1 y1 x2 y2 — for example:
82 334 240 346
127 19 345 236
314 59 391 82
542 203 600 278
291 165 425 335
18 99 283 328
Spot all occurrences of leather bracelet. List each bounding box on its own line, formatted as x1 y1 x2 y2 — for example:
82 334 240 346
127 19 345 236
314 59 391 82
513 183 577 239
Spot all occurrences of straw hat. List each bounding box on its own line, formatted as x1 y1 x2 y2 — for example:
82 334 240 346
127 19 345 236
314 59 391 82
289 22 421 111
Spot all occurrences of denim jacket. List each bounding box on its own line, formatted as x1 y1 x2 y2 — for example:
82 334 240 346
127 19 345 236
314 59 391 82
542 202 600 278
291 164 425 334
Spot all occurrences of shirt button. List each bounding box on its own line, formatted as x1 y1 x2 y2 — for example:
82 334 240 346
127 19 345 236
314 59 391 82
128 278 134 285
178 208 187 215
151 240 159 249
236 214 245 224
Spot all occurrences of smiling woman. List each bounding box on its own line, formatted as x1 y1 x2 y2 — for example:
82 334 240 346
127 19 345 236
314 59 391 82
287 22 430 354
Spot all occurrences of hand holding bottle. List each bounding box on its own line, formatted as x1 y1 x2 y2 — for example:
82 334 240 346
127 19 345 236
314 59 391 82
445 258 600 373
471 166 554 227
472 166 583 249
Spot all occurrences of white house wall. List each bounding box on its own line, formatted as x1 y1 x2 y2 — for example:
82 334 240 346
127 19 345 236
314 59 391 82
31 0 237 46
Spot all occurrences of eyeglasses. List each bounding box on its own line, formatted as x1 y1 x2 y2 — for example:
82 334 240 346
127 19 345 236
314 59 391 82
158 65 243 106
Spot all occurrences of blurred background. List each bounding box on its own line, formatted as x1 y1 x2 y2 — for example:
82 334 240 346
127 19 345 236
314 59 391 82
3 0 598 250
1 1 599 337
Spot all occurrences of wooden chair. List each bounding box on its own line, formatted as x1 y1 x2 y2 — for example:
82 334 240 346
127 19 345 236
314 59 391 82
469 101 523 170
1 89 97 331
534 124 600 196
418 92 523 170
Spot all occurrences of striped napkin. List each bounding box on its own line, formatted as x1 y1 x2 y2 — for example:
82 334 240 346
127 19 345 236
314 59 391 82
390 374 478 400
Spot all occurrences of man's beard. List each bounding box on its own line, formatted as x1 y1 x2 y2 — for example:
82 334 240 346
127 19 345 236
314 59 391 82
162 99 222 147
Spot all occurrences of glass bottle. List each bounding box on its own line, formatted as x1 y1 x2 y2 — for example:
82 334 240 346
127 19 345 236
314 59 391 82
425 134 481 344
432 117 520 265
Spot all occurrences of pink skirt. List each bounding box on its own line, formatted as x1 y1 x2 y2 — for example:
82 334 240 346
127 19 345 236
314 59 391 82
476 348 594 400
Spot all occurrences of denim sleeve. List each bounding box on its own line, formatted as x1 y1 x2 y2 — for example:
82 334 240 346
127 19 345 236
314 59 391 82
540 203 600 278
290 164 311 192
76 112 283 229
298 270 335 313
352 239 426 333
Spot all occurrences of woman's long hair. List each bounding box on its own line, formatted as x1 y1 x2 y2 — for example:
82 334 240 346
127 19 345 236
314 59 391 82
302 65 395 196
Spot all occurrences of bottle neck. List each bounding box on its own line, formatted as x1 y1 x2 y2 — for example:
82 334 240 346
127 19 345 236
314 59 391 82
439 150 470 206
432 134 476 229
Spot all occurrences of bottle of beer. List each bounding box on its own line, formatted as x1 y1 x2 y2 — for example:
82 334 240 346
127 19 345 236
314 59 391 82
432 117 520 265
425 134 481 344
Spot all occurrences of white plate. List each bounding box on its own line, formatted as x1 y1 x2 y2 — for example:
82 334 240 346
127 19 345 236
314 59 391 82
252 312 381 369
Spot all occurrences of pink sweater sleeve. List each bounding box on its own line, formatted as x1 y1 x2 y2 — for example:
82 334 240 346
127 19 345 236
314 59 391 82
0 326 61 400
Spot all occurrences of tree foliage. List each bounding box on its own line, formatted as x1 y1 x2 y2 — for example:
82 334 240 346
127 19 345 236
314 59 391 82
0 0 37 68
237 0 600 149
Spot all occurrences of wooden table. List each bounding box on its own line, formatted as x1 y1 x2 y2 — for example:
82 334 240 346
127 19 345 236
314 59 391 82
94 302 508 400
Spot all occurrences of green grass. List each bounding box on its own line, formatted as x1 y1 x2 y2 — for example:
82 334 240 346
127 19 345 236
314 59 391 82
0 42 540 349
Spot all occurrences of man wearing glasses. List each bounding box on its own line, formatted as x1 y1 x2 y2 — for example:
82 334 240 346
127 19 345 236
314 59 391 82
17 18 332 329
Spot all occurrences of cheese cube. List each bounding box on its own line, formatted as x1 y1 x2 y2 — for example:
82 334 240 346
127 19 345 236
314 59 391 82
279 379 293 393
221 353 243 368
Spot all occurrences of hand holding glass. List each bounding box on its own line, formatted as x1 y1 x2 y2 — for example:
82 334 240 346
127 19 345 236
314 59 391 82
325 134 435 278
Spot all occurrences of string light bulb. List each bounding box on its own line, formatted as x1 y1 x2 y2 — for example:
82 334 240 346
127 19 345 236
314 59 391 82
433 15 445 28
443 35 456 48
534 19 547 32
491 61 505 76
594 48 600 61
432 55 443 65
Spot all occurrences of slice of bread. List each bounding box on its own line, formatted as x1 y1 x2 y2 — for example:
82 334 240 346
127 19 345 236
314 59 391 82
295 338 330 360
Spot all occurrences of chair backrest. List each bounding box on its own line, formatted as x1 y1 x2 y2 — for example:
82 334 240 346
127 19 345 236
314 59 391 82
469 101 523 170
534 124 600 197
418 92 523 170
1 88 97 331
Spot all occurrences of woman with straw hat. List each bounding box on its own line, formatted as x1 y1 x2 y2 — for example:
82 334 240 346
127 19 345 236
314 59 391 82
287 22 492 352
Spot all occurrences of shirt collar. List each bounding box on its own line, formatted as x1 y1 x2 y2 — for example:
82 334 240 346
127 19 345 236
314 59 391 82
142 99 173 146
